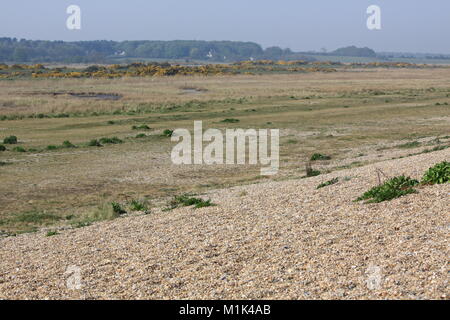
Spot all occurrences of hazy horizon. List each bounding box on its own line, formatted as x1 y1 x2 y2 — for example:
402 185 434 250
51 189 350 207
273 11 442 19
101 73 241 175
1 0 450 54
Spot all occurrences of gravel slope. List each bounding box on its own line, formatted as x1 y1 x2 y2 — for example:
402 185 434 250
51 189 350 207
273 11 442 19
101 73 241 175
0 150 448 300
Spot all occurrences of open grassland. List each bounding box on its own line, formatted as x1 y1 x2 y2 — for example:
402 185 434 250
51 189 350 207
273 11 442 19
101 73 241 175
0 68 449 234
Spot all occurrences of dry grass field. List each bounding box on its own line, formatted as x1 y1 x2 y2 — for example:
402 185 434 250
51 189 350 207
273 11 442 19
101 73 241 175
0 67 449 234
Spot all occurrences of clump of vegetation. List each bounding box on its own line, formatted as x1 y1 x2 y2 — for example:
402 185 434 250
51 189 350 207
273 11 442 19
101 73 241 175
304 162 321 177
0 161 9 166
397 141 421 149
46 145 58 150
221 118 240 123
135 133 147 138
311 153 331 161
167 194 215 210
88 139 103 147
129 199 149 212
132 124 151 130
356 176 419 203
317 177 339 189
46 230 59 237
3 136 17 144
0 145 6 151
162 129 174 137
62 140 76 148
12 146 26 152
111 202 127 215
99 137 123 144
73 203 123 227
13 211 61 224
422 161 449 185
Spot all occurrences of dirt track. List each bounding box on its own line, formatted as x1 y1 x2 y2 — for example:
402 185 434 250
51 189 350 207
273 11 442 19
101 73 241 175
0 149 448 300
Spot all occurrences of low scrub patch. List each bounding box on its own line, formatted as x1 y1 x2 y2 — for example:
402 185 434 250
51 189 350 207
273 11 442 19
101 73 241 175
221 118 240 123
111 202 127 215
3 136 18 144
62 140 76 148
396 141 421 149
12 146 26 152
317 177 339 189
87 139 103 147
0 145 6 151
422 161 449 185
311 153 331 161
129 199 150 212
162 129 174 137
132 124 151 130
167 194 215 210
99 137 123 144
356 176 419 203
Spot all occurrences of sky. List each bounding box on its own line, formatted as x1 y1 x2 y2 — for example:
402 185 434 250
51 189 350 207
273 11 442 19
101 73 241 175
1 0 449 53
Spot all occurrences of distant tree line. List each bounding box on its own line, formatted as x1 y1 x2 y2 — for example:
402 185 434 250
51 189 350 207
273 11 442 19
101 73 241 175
0 38 310 63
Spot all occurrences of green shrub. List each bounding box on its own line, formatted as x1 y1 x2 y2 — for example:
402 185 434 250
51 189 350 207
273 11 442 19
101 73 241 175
0 145 6 151
168 195 215 210
129 199 149 212
311 153 331 161
356 176 419 203
111 202 126 215
3 136 17 144
46 230 59 237
397 141 420 149
317 177 339 189
221 118 240 123
100 137 123 144
62 140 76 148
12 146 26 152
132 124 151 130
135 133 147 138
46 145 58 150
162 129 174 137
88 139 103 147
422 161 449 185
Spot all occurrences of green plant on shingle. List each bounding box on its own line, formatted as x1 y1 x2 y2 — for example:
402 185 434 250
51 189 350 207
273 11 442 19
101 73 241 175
162 129 174 137
356 176 419 203
317 177 339 189
129 199 149 212
311 153 331 161
62 140 76 148
3 136 17 144
0 145 6 151
221 118 240 123
12 146 26 152
135 133 147 138
305 161 321 177
100 137 123 144
167 194 215 210
88 139 103 147
46 145 58 150
132 124 151 130
111 202 127 215
422 161 449 185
